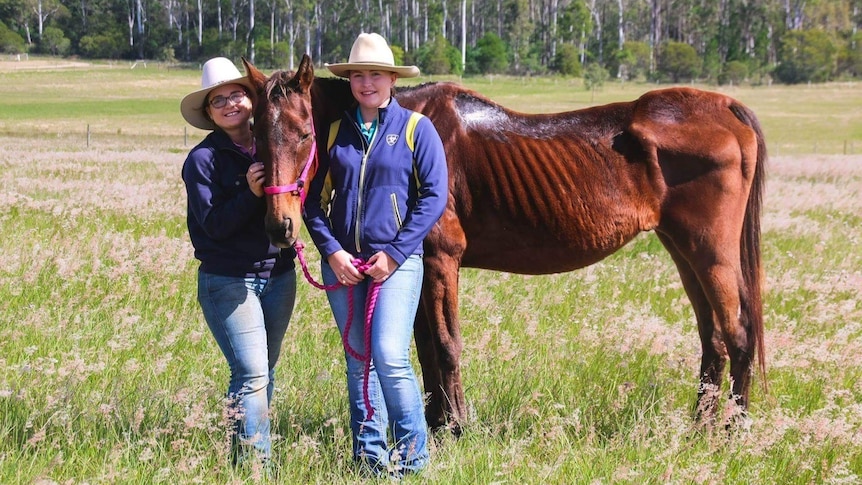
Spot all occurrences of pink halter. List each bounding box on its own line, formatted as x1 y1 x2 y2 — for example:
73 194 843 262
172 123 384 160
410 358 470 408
262 123 317 204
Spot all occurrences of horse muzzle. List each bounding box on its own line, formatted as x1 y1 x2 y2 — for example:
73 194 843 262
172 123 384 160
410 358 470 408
265 215 297 248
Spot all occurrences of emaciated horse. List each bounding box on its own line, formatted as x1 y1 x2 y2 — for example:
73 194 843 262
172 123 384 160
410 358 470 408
244 55 767 433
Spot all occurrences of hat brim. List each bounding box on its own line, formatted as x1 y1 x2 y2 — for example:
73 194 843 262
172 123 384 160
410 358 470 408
325 62 420 78
180 76 255 131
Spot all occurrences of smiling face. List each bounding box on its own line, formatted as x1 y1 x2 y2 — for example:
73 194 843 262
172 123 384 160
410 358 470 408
348 69 397 112
205 83 253 131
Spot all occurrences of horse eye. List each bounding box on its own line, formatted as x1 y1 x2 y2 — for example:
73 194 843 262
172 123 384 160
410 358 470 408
301 132 312 142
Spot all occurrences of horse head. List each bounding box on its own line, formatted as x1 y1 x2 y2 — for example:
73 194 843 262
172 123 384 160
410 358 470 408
244 55 317 248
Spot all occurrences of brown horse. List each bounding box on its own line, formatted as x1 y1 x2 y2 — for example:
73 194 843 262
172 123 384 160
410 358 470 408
244 55 767 433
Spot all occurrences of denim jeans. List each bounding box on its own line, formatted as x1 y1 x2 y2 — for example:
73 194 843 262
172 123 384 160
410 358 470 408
197 268 296 461
322 255 429 473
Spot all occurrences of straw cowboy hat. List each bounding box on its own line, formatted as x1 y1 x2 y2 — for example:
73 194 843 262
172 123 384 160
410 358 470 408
180 57 255 130
325 33 420 78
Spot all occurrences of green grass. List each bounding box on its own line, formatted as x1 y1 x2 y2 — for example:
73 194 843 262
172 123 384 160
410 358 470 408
1 60 861 483
2 58 862 153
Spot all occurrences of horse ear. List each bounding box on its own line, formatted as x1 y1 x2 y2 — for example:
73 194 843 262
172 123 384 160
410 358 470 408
242 57 267 93
297 54 314 92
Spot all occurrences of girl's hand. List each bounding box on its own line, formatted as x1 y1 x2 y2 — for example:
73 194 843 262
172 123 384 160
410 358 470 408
365 251 397 283
328 250 361 286
247 162 266 197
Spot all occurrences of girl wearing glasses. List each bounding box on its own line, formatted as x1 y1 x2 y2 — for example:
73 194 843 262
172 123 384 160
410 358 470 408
180 57 296 468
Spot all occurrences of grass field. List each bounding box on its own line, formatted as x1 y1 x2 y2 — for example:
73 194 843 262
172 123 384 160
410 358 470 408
1 58 861 483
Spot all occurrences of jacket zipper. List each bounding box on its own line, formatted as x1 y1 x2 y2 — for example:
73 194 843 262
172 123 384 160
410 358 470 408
354 123 376 253
390 193 403 229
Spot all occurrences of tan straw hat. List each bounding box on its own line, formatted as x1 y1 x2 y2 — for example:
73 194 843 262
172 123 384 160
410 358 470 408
180 57 255 130
325 33 420 78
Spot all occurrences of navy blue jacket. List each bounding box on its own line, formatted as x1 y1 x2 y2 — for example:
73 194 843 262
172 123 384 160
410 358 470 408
182 129 295 278
304 98 448 265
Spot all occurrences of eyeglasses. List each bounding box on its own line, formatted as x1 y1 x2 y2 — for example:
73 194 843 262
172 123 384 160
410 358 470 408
208 91 247 108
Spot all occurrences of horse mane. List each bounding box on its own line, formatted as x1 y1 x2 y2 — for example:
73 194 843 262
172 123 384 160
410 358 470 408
262 69 300 101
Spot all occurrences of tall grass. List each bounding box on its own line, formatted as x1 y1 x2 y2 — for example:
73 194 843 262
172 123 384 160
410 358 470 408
1 60 861 483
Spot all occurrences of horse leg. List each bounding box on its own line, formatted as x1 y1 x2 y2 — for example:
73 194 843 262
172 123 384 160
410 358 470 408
419 250 466 435
658 219 754 424
414 292 444 429
656 233 727 424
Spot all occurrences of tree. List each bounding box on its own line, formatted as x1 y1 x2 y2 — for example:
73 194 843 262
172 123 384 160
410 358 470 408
583 62 608 101
718 60 749 85
838 31 862 78
40 25 69 54
657 41 700 82
0 0 857 81
26 0 67 39
553 43 581 76
502 0 533 73
79 30 124 58
774 29 837 83
612 40 650 80
0 20 27 53
415 35 448 74
556 0 590 66
468 32 508 74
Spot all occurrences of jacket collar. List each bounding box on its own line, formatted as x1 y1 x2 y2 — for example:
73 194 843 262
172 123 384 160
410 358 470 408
348 97 402 126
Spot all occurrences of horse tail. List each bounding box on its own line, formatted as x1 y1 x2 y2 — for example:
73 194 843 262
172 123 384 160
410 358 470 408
731 101 768 393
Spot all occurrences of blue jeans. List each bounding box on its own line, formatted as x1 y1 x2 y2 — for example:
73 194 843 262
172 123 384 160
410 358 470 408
197 268 296 462
322 255 429 473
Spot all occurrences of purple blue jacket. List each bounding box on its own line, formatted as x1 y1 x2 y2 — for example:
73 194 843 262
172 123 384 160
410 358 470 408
304 97 448 265
182 129 295 278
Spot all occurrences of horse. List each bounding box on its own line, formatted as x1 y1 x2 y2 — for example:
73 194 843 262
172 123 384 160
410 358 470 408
243 54 767 434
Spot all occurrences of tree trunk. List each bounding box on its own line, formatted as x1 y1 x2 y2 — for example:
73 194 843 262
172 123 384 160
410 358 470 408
650 0 662 74
37 0 44 37
247 0 255 62
196 0 202 45
461 0 466 71
616 0 624 77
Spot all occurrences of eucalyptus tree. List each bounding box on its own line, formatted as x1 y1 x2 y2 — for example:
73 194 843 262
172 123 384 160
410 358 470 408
29 0 66 39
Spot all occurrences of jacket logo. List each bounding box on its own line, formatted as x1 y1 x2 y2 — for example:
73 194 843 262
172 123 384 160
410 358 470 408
386 134 399 146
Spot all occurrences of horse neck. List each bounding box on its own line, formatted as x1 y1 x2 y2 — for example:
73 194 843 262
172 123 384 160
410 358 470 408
311 77 353 123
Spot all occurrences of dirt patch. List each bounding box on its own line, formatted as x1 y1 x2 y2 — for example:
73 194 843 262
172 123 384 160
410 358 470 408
0 58 97 71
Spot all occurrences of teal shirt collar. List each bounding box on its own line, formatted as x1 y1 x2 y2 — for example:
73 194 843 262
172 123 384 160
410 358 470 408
356 106 378 143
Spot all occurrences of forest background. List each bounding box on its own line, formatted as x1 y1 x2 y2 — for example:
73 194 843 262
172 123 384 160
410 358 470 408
2 0 862 85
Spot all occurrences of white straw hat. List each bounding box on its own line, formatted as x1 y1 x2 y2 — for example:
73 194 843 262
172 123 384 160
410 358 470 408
325 33 420 78
180 57 255 130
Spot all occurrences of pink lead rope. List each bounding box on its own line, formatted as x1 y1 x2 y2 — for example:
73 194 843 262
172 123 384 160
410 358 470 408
264 120 380 420
295 241 381 421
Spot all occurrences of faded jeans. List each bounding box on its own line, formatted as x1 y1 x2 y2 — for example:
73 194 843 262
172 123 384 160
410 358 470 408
197 268 296 461
322 254 429 474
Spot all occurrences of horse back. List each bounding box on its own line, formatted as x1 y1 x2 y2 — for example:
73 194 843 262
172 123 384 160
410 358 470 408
398 85 762 275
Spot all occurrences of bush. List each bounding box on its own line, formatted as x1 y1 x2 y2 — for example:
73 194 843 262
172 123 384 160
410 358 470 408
40 27 70 56
467 33 509 75
774 29 836 84
390 44 407 67
553 43 581 77
718 60 749 85
611 41 651 81
415 36 462 76
657 41 700 82
836 32 862 78
583 63 608 92
157 46 177 63
0 21 26 54
79 32 125 59
254 40 291 69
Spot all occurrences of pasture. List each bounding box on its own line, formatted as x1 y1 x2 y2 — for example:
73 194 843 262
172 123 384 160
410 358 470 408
1 59 861 483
